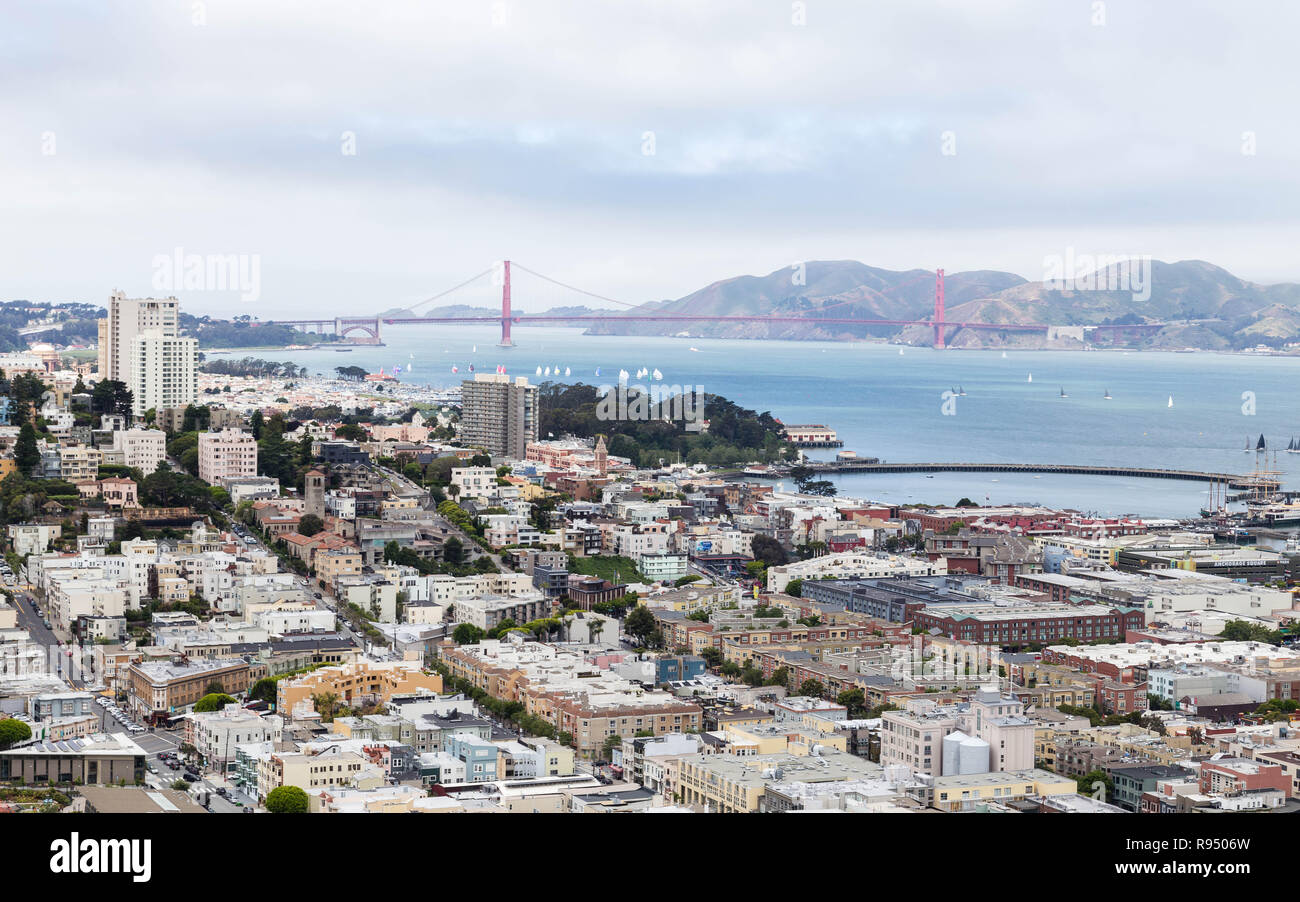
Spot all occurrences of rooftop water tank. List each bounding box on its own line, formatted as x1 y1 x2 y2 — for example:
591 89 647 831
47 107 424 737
958 735 990 775
941 730 969 776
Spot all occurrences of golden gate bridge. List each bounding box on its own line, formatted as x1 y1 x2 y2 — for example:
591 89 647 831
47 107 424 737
274 261 1164 348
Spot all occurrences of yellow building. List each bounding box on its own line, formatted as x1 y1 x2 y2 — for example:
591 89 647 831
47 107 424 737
276 660 442 713
927 769 1076 812
316 549 364 588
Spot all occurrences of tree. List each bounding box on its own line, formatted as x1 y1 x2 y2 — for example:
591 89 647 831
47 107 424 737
193 693 236 712
0 717 32 749
265 785 310 813
767 666 791 688
836 688 866 718
750 534 788 568
699 647 724 669
1076 768 1114 800
249 409 264 440
601 734 623 762
443 536 464 565
335 423 367 441
623 605 657 646
311 691 341 721
14 422 39 474
453 623 485 645
250 678 278 704
298 514 325 537
798 679 825 698
171 779 190 791
785 578 804 598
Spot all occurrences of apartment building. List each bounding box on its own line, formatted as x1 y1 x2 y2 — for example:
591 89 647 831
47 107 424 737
276 660 443 714
105 427 167 474
198 428 258 485
459 374 538 459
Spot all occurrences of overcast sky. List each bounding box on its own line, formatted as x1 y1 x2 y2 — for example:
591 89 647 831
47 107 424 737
2 0 1297 317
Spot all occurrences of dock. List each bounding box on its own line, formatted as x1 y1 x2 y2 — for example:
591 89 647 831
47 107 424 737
799 460 1278 490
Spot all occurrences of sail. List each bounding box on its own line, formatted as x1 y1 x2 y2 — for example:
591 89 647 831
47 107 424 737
1257 433 1267 451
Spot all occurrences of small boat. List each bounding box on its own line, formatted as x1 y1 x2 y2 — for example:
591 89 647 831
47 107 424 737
1257 433 1267 451
958 385 966 396
619 369 629 382
1288 437 1300 454
899 348 905 356
1103 388 1112 400
472 345 477 353
1059 386 1068 398
544 367 551 376
1027 373 1032 383
564 367 571 377
1001 351 1007 359
536 366 543 376
1244 435 1252 453
690 347 700 352
652 368 663 380
594 367 601 377
1167 396 1174 408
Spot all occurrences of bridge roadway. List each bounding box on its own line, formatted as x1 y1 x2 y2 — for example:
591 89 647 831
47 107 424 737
803 460 1274 489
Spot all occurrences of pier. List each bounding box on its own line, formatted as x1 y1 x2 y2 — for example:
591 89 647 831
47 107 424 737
799 460 1278 490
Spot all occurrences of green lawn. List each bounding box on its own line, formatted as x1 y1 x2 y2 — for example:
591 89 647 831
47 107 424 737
568 554 644 583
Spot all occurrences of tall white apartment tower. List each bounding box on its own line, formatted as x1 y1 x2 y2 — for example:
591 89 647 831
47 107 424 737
100 291 198 418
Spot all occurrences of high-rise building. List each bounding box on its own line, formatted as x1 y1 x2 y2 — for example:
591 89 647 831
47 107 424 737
131 333 198 419
98 291 198 418
459 374 538 460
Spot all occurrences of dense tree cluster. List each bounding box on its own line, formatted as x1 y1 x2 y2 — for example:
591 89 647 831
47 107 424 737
536 382 794 468
199 357 308 379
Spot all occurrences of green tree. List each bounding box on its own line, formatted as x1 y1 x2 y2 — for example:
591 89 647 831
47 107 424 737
250 678 278 704
193 693 236 712
601 734 623 761
836 688 866 717
453 623 485 645
443 536 464 565
623 605 657 646
0 717 33 749
14 422 39 474
311 691 341 721
298 514 325 537
265 785 310 813
798 679 825 698
785 578 804 598
1076 768 1114 800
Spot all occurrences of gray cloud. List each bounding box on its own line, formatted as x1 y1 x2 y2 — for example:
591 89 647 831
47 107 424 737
0 0 1296 316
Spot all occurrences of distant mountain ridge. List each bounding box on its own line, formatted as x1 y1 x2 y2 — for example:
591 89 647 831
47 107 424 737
584 259 1300 350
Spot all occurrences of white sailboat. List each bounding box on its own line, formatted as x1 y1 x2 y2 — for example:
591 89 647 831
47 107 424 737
564 367 571 377
1027 373 1032 383
544 366 551 376
1104 388 1112 400
1167 396 1174 408
1001 351 1007 359
899 348 905 356
652 368 663 380
535 366 542 376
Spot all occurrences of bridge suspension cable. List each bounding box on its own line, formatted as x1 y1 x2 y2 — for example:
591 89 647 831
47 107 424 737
404 265 498 314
